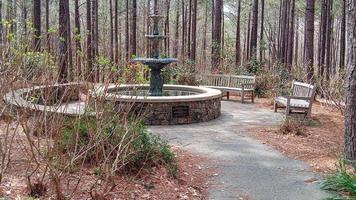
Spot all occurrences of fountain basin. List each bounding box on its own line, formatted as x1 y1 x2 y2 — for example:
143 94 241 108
92 84 222 125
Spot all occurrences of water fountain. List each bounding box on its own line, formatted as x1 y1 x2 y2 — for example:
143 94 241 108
133 14 178 96
5 1 222 125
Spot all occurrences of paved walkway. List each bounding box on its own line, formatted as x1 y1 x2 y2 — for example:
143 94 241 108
149 101 330 200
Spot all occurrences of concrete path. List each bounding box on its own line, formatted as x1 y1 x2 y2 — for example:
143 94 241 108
149 101 330 200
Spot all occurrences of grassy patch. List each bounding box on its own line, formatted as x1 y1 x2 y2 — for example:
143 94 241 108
321 159 356 200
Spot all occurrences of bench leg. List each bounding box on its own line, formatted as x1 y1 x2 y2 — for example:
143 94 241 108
251 91 255 103
274 101 278 112
241 91 245 103
285 105 290 116
227 92 230 100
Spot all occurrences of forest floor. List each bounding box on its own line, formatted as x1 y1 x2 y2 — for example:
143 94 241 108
0 121 215 199
247 97 344 174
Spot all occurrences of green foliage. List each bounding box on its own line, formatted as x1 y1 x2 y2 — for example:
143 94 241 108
58 115 177 177
321 159 356 200
163 61 197 85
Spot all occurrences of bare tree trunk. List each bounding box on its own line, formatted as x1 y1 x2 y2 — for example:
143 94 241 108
249 0 258 60
174 0 180 58
211 0 223 72
0 1 3 44
201 1 208 70
164 0 171 56
33 0 41 51
190 0 197 62
58 0 70 83
339 0 347 70
259 0 265 61
181 0 186 59
131 0 137 56
125 0 130 61
345 0 356 162
109 0 114 61
74 0 82 79
45 0 51 52
86 0 94 82
325 0 333 82
304 0 315 82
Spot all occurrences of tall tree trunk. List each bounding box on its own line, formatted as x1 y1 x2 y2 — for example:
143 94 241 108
286 0 295 68
304 0 315 82
325 0 333 82
58 0 70 84
21 0 27 36
125 0 130 61
235 0 241 67
201 1 208 70
211 0 223 72
345 0 356 162
131 0 137 56
109 0 114 61
0 1 3 44
318 0 327 80
339 0 346 70
165 0 171 56
45 0 50 52
259 0 265 61
86 0 94 82
114 0 119 64
190 0 197 62
181 0 186 59
74 0 82 78
33 0 41 51
249 0 259 60
187 0 192 58
174 0 180 58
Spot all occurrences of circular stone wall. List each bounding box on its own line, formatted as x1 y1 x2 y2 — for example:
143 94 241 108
92 84 222 125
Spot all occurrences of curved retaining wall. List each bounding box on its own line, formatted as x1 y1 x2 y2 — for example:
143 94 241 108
92 84 222 125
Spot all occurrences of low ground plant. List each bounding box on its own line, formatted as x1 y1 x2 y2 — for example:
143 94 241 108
321 159 356 200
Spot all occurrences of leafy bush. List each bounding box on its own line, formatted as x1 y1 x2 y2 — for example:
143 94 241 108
321 159 356 200
58 115 177 177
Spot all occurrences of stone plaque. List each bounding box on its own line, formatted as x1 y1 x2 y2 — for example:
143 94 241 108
172 105 190 118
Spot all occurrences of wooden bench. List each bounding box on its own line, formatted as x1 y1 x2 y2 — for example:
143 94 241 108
274 81 316 117
200 74 256 103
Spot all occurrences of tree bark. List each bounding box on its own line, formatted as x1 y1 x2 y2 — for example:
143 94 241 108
0 1 3 44
58 0 70 83
190 0 197 62
259 0 265 61
33 0 41 51
174 0 180 59
339 0 347 70
304 0 315 82
45 0 50 52
125 0 130 61
211 0 223 72
235 0 241 67
345 0 356 162
249 0 259 59
109 0 114 61
74 0 82 79
131 0 137 56
86 0 94 82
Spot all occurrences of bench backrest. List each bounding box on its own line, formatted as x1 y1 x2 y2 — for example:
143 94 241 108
291 81 315 99
202 74 255 88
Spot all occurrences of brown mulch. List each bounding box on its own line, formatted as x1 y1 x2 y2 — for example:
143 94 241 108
0 122 215 199
249 98 344 174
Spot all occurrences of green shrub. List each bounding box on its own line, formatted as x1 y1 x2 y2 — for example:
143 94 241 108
57 115 177 177
321 159 356 200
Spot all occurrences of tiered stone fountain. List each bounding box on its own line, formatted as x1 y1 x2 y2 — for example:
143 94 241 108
133 14 178 96
4 2 222 125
